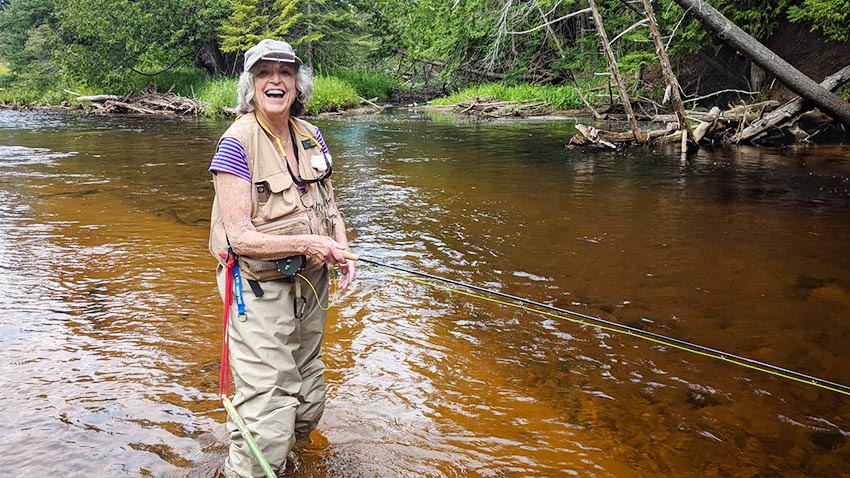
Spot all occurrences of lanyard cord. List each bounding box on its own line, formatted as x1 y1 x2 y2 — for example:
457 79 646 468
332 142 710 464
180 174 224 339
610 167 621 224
255 116 324 174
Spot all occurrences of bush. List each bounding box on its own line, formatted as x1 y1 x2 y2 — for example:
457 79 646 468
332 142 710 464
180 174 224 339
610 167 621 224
323 68 401 101
307 75 359 115
195 77 238 115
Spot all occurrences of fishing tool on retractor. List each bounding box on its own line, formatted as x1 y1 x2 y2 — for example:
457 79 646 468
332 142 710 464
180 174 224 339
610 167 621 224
341 251 850 398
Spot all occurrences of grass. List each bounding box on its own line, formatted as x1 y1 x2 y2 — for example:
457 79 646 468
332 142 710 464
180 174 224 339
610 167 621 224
195 77 238 115
307 75 360 115
431 82 584 110
322 68 400 102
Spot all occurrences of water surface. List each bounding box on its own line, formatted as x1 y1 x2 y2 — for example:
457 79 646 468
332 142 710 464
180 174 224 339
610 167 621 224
0 109 848 477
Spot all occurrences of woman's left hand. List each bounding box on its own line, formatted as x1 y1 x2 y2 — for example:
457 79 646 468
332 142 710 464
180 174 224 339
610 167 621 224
337 259 356 290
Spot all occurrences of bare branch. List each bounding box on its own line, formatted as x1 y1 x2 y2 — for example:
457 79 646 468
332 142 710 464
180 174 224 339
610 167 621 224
505 7 592 35
610 18 649 45
684 88 760 104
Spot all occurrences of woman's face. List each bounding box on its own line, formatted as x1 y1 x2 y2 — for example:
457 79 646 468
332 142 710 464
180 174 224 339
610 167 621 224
251 60 298 117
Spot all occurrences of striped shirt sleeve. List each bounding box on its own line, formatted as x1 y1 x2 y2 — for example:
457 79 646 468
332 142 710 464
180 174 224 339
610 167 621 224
209 137 250 181
314 126 331 155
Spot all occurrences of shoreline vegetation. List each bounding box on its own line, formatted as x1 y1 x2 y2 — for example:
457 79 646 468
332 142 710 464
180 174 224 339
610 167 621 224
2 1 849 147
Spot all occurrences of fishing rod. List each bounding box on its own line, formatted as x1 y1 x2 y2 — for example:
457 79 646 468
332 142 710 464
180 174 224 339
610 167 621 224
342 251 850 397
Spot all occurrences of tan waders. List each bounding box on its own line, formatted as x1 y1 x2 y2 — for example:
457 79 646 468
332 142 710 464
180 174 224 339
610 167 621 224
217 264 330 478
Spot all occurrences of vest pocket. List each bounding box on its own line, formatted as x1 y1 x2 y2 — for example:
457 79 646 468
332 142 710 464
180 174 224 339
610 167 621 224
241 211 313 281
254 171 306 222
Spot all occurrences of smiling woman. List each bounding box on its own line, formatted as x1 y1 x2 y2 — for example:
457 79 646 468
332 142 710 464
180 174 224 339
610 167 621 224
207 38 356 478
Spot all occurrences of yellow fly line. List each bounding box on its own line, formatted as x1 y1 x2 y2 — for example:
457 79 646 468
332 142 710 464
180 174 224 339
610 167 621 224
391 271 850 397
338 250 850 398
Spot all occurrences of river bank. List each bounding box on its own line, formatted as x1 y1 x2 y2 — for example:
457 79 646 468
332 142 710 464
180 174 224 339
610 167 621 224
3 87 848 147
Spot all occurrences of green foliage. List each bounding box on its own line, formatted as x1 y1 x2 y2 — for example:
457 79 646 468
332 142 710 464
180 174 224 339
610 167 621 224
196 76 239 115
289 0 367 68
431 82 582 110
788 0 850 42
127 67 209 96
0 0 59 82
323 68 400 101
219 0 302 54
306 75 359 114
658 0 794 53
53 0 225 89
1 0 846 112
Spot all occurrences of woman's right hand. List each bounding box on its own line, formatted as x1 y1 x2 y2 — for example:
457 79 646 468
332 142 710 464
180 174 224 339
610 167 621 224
304 235 349 268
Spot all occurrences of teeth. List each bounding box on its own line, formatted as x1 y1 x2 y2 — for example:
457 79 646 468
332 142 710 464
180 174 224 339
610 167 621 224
266 89 284 96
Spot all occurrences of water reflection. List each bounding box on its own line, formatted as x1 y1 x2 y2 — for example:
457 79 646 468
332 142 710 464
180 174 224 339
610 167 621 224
0 109 848 477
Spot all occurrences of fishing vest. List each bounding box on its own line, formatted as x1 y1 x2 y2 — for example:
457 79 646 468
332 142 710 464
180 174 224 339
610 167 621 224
209 112 336 281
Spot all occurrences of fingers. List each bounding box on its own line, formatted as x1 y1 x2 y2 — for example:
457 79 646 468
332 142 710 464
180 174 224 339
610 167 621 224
304 236 346 265
337 260 356 290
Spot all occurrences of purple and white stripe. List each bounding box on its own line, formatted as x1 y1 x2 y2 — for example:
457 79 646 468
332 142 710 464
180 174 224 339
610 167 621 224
314 126 330 155
209 137 250 181
209 127 331 182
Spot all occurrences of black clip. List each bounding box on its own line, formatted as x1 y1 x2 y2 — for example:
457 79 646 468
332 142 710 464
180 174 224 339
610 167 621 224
275 255 307 277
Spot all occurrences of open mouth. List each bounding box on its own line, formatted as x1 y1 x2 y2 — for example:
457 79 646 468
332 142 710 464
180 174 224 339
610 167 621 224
265 89 285 99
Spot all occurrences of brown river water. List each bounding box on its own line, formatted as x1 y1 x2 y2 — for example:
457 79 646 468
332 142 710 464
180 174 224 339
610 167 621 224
1 108 849 477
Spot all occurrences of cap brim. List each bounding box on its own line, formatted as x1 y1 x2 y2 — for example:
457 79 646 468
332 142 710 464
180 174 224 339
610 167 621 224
259 53 302 65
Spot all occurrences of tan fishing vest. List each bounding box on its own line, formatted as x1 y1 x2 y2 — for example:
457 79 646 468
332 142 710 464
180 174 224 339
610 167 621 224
209 113 336 281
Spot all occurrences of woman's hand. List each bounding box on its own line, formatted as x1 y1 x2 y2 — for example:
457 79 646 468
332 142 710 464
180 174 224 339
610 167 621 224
304 236 356 289
337 259 356 290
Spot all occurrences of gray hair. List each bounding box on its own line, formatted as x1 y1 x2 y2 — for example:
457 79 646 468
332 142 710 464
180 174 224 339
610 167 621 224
236 64 314 117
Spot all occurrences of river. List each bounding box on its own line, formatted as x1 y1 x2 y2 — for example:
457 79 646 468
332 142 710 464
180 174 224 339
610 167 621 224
0 108 848 477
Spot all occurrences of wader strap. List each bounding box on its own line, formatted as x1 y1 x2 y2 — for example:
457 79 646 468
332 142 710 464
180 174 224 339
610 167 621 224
294 277 306 319
247 279 264 297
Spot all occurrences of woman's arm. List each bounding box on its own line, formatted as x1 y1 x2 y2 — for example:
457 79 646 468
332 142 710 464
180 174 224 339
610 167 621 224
214 172 349 268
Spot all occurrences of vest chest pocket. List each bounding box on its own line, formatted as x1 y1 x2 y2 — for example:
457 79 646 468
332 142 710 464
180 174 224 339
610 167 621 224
253 171 311 222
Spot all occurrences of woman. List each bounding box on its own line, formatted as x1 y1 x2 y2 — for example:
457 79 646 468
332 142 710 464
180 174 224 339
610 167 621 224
208 38 355 478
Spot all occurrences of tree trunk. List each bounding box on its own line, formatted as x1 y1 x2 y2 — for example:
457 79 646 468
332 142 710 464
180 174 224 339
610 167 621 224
197 41 226 78
641 0 695 144
588 0 644 142
731 63 850 143
671 0 850 128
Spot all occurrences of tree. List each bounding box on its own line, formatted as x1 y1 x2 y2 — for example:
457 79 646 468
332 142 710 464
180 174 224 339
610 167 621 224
55 0 227 88
219 0 302 57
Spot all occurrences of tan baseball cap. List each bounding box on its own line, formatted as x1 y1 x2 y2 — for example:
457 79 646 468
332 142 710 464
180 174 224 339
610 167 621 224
244 39 303 72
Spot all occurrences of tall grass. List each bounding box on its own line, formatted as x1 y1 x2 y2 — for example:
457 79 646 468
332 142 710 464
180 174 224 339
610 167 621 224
307 75 360 115
322 68 400 102
195 77 238 115
431 82 583 110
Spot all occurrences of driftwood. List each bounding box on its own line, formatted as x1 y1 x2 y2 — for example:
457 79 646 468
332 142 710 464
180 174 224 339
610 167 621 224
731 64 850 143
569 123 683 148
359 96 385 112
77 95 122 102
568 93 846 148
79 93 210 115
671 0 850 128
456 98 550 118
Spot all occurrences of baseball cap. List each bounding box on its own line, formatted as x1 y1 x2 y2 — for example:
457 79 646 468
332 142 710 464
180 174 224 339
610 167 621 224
244 39 303 72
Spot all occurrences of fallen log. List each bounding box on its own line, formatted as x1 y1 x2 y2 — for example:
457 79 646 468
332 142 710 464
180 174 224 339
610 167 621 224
568 123 678 148
731 64 850 143
670 0 850 128
77 95 122 103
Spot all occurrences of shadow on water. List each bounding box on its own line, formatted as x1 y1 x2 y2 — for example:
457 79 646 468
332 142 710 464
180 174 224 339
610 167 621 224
1 109 849 477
